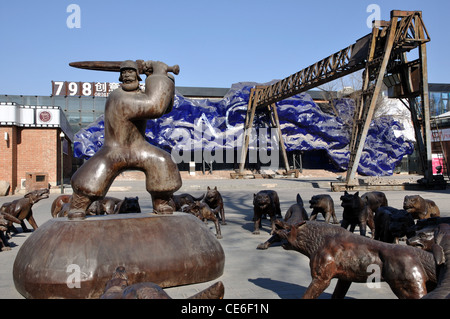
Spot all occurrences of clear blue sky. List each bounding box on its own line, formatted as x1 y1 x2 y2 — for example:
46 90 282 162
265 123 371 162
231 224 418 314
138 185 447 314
0 0 448 96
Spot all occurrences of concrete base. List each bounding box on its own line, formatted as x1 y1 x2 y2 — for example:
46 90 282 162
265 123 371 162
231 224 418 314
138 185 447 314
13 212 225 299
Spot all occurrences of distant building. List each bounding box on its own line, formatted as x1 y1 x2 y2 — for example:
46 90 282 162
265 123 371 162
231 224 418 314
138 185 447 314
0 83 448 192
0 102 73 194
1 85 334 134
429 83 450 176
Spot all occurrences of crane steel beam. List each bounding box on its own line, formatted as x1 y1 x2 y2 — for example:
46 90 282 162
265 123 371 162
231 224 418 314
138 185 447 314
251 34 371 110
239 10 433 188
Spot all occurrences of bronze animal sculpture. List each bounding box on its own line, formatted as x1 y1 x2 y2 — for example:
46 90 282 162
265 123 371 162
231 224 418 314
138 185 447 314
340 191 375 237
52 195 131 217
100 266 224 299
0 213 21 251
88 197 122 215
173 193 205 211
361 191 388 213
1 188 49 236
374 206 415 244
422 224 450 299
403 195 440 219
181 201 222 239
114 197 141 214
203 186 226 225
67 60 181 219
274 220 436 299
309 194 339 224
257 194 308 250
252 190 281 235
51 194 71 217
407 226 436 251
407 217 450 251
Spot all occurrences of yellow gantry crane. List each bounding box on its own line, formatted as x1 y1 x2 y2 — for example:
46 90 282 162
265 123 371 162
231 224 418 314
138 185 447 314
239 10 435 189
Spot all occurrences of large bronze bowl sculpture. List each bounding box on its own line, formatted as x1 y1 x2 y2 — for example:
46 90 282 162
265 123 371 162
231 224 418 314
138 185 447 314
13 212 225 299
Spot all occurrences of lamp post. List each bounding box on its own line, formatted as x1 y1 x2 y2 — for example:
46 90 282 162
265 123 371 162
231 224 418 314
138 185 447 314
60 131 65 194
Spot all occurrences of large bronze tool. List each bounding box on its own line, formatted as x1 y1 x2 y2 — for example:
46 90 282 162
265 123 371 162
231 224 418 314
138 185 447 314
69 60 180 75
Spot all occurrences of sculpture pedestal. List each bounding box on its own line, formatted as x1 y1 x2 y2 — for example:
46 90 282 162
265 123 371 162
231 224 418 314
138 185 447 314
13 212 225 299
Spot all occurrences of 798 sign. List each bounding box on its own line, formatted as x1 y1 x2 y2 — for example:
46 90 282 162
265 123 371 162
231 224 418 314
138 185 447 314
52 81 117 97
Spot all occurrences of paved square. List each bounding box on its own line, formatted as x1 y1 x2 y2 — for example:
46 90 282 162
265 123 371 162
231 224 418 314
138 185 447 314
1 175 448 299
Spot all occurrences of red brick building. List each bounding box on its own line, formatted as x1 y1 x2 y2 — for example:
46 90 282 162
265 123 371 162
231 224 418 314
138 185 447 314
0 102 73 194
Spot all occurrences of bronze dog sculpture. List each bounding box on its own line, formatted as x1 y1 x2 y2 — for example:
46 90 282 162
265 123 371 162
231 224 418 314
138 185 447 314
275 220 436 299
309 194 339 224
403 195 440 219
88 197 122 215
340 191 375 237
0 213 21 251
1 188 49 235
114 197 141 214
252 190 282 235
407 217 450 251
52 195 132 217
361 191 388 212
422 224 450 299
50 194 71 217
407 225 436 251
374 206 415 244
100 266 224 299
181 201 222 239
203 186 226 225
172 193 205 211
257 193 308 250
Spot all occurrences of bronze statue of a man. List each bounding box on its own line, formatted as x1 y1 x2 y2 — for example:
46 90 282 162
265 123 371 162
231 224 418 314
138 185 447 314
68 60 182 219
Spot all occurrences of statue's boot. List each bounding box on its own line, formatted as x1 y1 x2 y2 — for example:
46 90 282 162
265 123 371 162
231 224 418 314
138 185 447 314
68 193 92 220
152 193 176 214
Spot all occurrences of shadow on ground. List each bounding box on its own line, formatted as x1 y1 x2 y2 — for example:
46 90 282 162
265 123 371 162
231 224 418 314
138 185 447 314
248 277 337 299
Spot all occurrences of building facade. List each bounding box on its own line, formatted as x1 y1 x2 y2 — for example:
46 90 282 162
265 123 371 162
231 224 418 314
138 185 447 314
428 84 450 176
0 85 330 135
0 103 73 194
430 83 450 116
0 83 448 191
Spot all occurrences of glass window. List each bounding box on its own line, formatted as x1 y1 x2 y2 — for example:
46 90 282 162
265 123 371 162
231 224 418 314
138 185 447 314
67 96 81 112
52 96 66 110
22 96 38 105
38 96 52 106
80 96 94 111
440 92 449 114
81 113 96 125
8 95 24 105
93 97 106 115
429 91 450 116
66 112 81 124
67 111 82 134
430 92 440 116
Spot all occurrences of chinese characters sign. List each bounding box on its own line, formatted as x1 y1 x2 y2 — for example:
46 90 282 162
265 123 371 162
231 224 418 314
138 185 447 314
51 81 122 97
432 128 450 142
